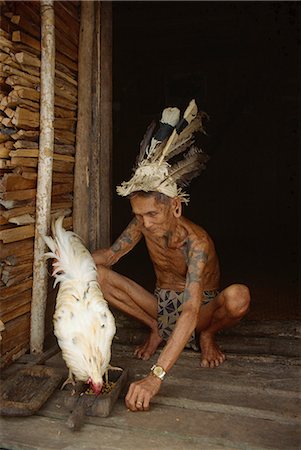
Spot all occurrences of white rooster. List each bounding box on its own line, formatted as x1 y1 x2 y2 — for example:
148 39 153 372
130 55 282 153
44 216 116 395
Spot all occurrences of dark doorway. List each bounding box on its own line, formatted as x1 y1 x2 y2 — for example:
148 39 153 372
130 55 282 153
112 2 299 320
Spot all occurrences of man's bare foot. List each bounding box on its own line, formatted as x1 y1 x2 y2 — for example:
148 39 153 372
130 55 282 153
134 330 162 360
200 332 226 368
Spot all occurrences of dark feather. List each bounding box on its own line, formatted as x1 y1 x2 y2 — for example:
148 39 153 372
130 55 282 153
136 120 156 165
168 147 209 187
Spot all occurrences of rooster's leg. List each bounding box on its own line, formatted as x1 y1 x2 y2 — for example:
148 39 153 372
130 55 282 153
108 364 123 371
104 365 123 385
61 370 75 390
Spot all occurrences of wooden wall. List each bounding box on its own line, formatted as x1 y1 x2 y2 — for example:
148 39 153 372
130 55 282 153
0 1 80 367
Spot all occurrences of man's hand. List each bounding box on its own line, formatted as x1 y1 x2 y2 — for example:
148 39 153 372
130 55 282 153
125 374 161 412
92 248 113 267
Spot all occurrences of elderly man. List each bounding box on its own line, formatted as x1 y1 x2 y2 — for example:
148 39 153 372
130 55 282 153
93 100 250 412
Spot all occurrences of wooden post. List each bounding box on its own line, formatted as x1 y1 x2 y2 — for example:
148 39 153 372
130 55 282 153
73 1 94 245
89 1 112 251
30 0 55 354
99 1 112 249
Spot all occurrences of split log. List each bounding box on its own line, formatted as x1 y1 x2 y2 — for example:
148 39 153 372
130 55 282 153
0 215 8 225
0 188 36 201
2 262 33 286
11 107 39 129
2 205 36 220
10 85 77 111
15 51 41 68
3 252 34 266
12 30 78 73
8 213 35 226
0 198 35 209
12 30 40 53
51 183 73 196
0 141 14 151
54 144 75 155
10 129 39 140
11 15 41 40
0 35 15 53
1 118 13 128
54 130 76 145
14 170 37 180
0 148 10 158
9 149 75 163
0 237 34 259
5 95 40 112
6 75 36 89
0 173 36 191
1 313 30 355
0 278 33 300
52 172 74 183
11 85 40 102
14 140 39 149
0 289 31 323
0 63 40 85
0 343 29 368
0 223 35 243
51 199 73 210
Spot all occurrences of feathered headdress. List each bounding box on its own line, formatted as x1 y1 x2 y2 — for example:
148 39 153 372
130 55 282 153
116 99 209 204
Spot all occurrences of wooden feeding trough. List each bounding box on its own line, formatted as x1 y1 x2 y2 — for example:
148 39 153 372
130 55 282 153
0 365 62 416
65 367 129 431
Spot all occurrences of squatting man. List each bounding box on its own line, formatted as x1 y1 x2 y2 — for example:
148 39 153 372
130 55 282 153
93 99 250 412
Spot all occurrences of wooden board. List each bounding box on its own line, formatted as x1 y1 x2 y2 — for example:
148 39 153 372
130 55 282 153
0 365 62 416
0 339 300 449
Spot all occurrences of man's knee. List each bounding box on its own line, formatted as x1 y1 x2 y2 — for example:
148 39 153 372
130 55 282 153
223 284 250 319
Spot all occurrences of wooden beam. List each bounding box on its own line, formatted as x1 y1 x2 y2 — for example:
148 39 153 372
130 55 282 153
30 0 55 355
73 1 94 246
90 1 112 251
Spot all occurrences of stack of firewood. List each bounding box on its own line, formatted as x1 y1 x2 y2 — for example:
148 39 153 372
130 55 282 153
0 1 80 366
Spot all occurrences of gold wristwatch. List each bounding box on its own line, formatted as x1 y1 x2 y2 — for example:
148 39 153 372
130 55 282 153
150 364 166 380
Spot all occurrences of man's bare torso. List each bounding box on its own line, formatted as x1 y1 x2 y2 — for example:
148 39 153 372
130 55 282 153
142 216 220 291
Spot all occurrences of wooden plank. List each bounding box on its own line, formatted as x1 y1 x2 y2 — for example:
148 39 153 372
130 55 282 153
73 1 94 246
92 2 112 250
1 312 30 354
0 224 35 243
3 251 34 266
0 289 31 323
1 394 300 450
12 30 78 72
0 238 33 259
11 15 41 40
0 188 36 201
0 173 36 191
54 129 76 145
0 343 29 369
9 149 75 162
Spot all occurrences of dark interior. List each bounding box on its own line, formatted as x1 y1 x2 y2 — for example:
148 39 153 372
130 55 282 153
111 2 299 320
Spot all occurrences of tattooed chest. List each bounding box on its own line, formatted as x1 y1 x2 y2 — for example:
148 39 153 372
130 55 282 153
148 245 187 275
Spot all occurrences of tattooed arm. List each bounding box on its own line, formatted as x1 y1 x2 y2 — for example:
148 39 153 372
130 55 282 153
92 218 142 267
156 238 209 372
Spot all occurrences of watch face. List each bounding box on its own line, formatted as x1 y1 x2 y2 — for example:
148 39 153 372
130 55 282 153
154 367 162 376
153 366 165 378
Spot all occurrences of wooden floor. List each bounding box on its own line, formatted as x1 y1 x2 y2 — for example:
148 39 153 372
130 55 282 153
1 321 301 450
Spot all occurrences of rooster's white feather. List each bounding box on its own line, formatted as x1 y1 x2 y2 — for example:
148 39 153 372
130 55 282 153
44 217 116 394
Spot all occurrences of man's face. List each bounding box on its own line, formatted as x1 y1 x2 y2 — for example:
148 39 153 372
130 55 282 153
130 194 175 237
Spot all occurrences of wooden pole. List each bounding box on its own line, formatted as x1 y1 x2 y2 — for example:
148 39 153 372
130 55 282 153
89 1 112 251
30 0 55 354
73 1 94 245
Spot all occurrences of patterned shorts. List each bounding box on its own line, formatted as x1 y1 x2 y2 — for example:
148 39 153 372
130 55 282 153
155 288 219 351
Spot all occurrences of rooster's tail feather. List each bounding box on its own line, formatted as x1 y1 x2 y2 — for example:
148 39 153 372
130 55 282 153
44 216 97 287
